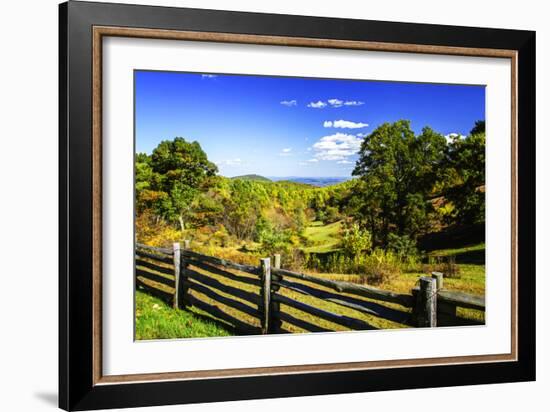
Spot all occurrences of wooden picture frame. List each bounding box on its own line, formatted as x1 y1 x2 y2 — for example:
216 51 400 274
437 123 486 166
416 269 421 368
59 1 535 410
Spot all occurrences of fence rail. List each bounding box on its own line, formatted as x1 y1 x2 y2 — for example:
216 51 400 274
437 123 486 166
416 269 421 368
135 242 485 335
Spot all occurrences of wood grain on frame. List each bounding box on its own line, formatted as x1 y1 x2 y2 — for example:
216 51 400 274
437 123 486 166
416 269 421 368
91 26 518 385
92 26 103 385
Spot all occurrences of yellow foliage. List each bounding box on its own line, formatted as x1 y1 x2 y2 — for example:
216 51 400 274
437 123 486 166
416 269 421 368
136 212 183 247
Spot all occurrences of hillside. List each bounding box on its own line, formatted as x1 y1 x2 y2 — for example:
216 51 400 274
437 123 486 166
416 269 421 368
231 174 271 182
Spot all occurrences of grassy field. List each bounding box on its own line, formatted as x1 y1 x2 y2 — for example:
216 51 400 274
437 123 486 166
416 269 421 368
135 291 232 340
302 220 343 253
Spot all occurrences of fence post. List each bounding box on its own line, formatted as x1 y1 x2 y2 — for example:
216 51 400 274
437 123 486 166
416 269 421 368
416 276 437 327
172 242 181 309
178 240 191 308
260 258 271 334
269 254 282 333
273 254 281 270
431 272 444 290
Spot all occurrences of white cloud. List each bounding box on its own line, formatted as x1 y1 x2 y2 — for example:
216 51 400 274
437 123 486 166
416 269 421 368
327 98 344 107
324 120 369 129
337 160 353 164
312 133 362 161
307 100 327 109
280 100 297 107
279 147 293 156
216 158 242 166
308 99 365 109
356 132 368 137
307 158 319 163
444 133 466 143
201 74 217 79
343 100 364 106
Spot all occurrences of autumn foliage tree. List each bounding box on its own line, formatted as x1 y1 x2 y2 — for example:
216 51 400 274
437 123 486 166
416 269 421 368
136 137 218 231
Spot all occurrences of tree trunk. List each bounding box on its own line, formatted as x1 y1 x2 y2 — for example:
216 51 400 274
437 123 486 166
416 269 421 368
178 215 185 232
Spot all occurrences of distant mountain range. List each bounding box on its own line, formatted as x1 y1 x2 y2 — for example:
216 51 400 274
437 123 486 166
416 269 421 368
231 174 351 187
231 174 272 182
274 177 351 187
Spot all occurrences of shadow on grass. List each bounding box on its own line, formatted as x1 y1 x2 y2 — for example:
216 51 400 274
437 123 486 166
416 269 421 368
419 223 485 251
452 249 485 265
184 306 248 336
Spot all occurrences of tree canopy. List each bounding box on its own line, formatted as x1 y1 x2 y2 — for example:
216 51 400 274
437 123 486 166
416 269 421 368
136 120 485 254
137 137 218 230
351 120 447 245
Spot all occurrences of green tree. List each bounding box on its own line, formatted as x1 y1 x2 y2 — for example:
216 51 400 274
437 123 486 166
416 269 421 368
352 120 447 245
149 137 218 230
444 127 485 225
470 120 485 135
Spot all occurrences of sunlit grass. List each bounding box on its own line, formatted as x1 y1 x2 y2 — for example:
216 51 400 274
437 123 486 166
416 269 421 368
303 220 343 253
135 291 232 340
428 242 485 257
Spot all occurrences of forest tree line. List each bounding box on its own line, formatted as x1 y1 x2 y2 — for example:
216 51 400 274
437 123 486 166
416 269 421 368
135 119 485 270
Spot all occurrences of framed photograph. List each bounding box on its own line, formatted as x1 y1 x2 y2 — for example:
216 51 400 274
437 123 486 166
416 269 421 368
59 1 535 410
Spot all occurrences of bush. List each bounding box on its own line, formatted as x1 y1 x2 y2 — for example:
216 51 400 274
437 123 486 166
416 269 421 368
385 233 422 272
324 206 341 223
387 233 418 260
211 225 229 247
282 249 307 271
259 228 295 255
305 253 322 272
361 249 401 285
135 211 182 247
340 223 372 257
253 215 271 242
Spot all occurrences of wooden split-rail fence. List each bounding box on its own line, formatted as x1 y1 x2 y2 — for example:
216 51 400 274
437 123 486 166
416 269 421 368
135 242 485 334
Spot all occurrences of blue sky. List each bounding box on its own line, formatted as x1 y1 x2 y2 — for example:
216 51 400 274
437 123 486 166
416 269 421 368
135 71 485 178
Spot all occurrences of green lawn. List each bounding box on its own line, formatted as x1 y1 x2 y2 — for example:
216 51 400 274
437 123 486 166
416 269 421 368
302 220 343 253
135 291 232 340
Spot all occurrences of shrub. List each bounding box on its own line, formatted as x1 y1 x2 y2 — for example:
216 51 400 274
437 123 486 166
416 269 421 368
315 209 327 223
340 223 372 257
253 215 271 242
325 253 351 274
259 228 294 255
386 233 422 272
305 253 322 272
324 206 341 223
387 233 418 260
282 249 307 271
135 210 182 247
212 225 229 247
361 249 401 285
